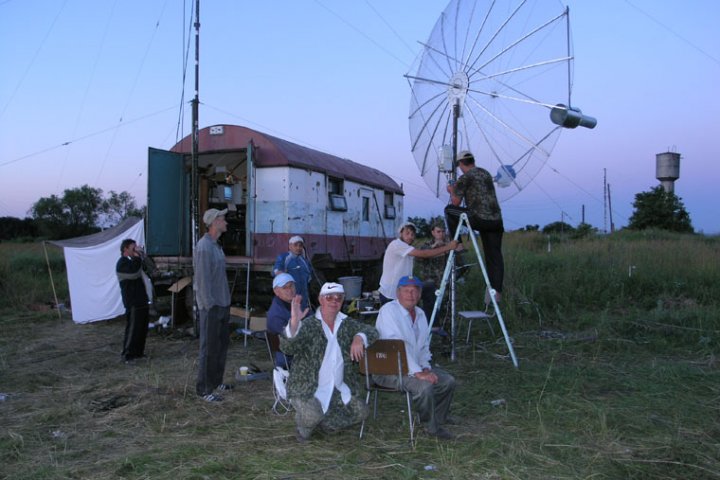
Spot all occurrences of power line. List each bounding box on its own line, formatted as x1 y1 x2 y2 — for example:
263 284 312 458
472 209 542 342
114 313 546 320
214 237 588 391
0 106 176 168
625 0 720 67
57 0 121 193
364 0 418 57
313 0 412 68
94 0 171 184
174 0 196 145
0 0 70 120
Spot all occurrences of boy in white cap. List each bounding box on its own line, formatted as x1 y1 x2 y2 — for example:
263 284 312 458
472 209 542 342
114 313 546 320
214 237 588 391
378 222 459 304
273 235 314 311
280 282 378 442
194 208 233 402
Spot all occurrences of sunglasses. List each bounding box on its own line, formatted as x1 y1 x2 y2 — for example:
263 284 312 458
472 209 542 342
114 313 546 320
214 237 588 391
323 294 345 303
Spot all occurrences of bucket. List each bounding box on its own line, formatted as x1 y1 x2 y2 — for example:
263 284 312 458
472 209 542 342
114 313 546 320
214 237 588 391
337 276 363 299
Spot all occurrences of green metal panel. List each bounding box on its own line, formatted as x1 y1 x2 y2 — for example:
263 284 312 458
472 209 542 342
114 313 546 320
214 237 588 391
147 147 190 255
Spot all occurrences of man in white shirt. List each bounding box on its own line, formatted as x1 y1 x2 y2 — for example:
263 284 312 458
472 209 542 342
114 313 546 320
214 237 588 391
280 282 379 442
378 222 459 304
374 275 457 440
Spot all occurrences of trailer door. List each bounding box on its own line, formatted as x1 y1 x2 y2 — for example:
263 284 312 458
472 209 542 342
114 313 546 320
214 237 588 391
147 147 190 256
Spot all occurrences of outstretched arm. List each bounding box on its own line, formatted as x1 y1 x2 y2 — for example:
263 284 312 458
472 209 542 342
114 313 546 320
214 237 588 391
409 240 459 258
287 294 309 337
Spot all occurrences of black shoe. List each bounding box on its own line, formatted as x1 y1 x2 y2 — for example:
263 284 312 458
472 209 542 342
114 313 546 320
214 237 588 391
217 383 235 391
121 355 136 365
427 427 455 440
443 415 463 425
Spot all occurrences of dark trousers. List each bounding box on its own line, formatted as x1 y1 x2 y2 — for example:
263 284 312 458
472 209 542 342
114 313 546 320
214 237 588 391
122 304 149 360
196 305 231 396
445 205 505 293
421 281 444 325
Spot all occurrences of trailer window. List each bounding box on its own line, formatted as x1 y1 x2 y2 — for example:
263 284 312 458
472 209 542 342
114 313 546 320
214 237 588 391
362 196 370 221
384 192 396 219
329 194 347 211
328 177 347 212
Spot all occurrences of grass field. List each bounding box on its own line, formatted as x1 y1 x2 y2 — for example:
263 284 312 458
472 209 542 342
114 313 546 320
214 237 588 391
1 231 719 479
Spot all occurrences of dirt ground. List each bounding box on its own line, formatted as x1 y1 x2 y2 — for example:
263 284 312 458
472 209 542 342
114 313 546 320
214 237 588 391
0 312 299 476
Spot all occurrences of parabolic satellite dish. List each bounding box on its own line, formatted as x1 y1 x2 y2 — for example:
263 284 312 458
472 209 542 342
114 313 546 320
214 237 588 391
407 0 595 203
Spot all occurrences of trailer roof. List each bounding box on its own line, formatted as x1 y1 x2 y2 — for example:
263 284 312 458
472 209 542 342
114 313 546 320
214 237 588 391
171 125 403 194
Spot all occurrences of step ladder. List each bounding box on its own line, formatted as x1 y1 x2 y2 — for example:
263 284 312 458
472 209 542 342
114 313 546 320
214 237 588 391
426 213 518 368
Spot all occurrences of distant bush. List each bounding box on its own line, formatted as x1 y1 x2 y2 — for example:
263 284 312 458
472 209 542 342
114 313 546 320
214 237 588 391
0 216 39 240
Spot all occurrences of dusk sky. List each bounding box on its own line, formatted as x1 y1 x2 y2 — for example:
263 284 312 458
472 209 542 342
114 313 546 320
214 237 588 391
1 1 718 233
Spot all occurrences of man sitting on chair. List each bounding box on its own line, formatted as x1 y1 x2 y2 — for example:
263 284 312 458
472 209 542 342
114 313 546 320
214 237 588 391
374 275 457 440
267 272 298 369
280 282 379 442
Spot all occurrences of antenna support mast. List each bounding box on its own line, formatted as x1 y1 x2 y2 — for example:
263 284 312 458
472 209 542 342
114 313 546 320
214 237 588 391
191 0 201 248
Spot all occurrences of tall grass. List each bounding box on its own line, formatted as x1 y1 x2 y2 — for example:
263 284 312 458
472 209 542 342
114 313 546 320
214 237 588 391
1 232 719 479
453 230 720 327
0 242 67 311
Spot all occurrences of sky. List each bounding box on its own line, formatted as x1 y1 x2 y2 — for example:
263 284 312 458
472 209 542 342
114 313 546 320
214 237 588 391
1 0 719 234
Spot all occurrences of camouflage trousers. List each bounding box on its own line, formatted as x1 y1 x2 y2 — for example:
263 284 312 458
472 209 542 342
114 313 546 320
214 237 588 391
291 389 369 437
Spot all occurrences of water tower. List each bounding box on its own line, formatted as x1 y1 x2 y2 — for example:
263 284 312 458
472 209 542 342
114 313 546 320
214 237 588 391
656 151 681 193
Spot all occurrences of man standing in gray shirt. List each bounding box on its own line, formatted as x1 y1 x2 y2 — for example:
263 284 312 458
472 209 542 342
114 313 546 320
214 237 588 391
194 208 233 402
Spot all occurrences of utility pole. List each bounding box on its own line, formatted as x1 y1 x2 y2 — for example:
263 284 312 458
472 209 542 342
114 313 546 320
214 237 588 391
607 183 615 233
603 168 608 233
581 204 585 224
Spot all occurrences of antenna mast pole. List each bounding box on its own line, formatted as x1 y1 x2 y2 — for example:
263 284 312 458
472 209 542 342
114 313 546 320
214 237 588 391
449 100 459 362
191 0 201 248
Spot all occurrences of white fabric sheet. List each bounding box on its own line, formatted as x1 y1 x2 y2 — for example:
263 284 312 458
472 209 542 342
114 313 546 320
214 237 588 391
58 219 145 324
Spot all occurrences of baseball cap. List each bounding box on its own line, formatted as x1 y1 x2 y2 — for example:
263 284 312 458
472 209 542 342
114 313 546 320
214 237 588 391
457 150 474 162
272 273 295 289
289 235 304 244
397 222 417 237
319 282 344 296
397 275 423 288
203 208 228 227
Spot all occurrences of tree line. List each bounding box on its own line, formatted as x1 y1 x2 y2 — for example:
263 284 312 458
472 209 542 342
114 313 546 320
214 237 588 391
1 184 692 242
1 185 143 241
409 185 693 238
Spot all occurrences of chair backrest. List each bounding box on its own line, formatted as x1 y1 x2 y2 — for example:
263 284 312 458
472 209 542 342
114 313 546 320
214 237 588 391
360 339 408 377
266 332 281 354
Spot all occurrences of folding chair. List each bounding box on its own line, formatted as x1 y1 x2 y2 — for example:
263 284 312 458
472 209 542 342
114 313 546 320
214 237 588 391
266 331 292 415
458 307 496 343
359 339 414 443
265 332 290 370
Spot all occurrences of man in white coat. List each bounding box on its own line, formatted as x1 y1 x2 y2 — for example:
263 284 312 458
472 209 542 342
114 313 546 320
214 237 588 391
374 275 457 440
